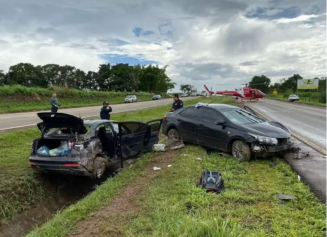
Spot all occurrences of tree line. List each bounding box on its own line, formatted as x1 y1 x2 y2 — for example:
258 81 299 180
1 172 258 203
0 63 176 93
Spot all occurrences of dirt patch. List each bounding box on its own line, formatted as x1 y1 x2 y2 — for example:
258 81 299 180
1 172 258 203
70 150 178 237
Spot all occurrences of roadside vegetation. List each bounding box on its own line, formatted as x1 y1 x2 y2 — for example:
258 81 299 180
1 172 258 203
0 96 215 225
267 91 326 106
0 85 156 113
28 145 326 237
24 96 326 237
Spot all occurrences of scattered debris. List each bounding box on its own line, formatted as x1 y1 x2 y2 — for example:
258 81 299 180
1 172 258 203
219 152 233 158
170 143 185 150
298 175 301 181
276 193 295 201
196 157 202 161
153 167 161 171
153 140 185 152
153 144 166 152
198 169 224 193
269 162 278 167
182 154 188 157
195 102 209 108
289 147 302 159
167 165 172 168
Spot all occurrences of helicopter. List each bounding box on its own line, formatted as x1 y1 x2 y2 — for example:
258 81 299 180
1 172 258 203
204 83 266 102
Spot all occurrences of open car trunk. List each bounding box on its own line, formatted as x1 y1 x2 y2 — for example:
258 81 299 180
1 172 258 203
33 138 75 157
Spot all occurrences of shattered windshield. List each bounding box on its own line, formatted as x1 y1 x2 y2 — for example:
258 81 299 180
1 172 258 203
221 109 264 125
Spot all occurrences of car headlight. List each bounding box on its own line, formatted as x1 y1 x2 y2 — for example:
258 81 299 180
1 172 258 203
249 133 278 145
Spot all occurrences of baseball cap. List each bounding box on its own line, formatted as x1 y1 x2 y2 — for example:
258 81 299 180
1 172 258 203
103 101 109 105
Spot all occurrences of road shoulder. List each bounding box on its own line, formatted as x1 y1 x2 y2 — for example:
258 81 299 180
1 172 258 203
243 103 326 202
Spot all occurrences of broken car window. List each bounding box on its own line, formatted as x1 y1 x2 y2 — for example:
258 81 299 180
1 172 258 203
221 109 264 125
96 123 113 136
201 108 223 123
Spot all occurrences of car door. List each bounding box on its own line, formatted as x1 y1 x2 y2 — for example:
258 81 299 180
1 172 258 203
145 119 163 150
113 122 150 159
197 107 228 151
177 106 201 143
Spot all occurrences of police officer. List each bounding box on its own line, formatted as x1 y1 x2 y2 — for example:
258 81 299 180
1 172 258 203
170 94 183 112
50 93 61 113
100 101 112 120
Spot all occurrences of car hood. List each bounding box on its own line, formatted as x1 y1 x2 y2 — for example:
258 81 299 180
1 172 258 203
37 113 84 131
238 122 290 138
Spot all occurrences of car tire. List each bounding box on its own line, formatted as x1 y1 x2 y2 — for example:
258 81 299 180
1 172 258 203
167 128 180 141
93 157 107 179
231 140 251 162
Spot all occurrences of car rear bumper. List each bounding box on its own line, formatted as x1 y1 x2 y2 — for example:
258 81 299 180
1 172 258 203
29 156 91 176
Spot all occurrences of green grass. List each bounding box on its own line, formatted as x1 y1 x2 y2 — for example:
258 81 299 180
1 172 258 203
0 96 217 224
27 146 326 237
123 147 325 237
0 85 159 113
26 96 326 237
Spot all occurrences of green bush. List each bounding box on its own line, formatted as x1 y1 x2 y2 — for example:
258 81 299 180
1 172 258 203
0 85 153 97
319 92 326 103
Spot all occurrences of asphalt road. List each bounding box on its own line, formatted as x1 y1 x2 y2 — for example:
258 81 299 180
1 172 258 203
247 99 326 151
0 98 194 132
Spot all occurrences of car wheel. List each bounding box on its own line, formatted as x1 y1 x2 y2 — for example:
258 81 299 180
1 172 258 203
168 128 180 141
231 140 251 162
93 157 107 179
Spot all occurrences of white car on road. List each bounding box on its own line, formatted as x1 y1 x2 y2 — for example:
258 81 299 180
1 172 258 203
125 95 137 103
288 94 300 102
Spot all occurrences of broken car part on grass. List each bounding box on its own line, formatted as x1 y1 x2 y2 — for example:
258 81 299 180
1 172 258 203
162 102 300 162
199 169 224 193
29 113 163 179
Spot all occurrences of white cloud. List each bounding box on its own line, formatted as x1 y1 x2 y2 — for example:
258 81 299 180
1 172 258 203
275 14 320 23
0 0 325 91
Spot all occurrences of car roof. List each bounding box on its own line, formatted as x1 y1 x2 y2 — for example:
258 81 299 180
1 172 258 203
182 103 238 112
83 119 117 127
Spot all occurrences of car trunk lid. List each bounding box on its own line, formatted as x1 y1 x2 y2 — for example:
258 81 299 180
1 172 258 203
37 112 84 132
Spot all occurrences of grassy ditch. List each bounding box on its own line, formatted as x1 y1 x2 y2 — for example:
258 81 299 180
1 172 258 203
28 147 326 237
26 96 326 237
0 96 219 224
0 85 157 114
267 91 326 107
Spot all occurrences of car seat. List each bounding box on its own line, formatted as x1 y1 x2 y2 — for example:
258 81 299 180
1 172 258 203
98 127 115 158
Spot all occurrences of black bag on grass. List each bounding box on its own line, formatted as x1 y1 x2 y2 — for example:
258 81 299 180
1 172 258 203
199 169 224 193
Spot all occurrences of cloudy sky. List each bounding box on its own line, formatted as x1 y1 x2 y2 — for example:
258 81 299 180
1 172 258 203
0 0 325 91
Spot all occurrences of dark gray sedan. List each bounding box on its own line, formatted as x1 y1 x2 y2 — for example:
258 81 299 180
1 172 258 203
162 103 293 161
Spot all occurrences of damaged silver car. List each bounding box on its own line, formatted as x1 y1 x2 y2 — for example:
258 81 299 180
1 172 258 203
29 113 162 178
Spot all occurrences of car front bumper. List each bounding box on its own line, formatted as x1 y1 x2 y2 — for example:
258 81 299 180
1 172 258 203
252 142 293 157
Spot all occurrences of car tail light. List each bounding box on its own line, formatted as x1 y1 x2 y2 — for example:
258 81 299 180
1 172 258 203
163 115 168 120
29 161 35 165
63 163 79 167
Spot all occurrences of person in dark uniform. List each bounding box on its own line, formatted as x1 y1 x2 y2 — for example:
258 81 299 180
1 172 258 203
100 101 112 120
170 94 183 112
50 93 61 113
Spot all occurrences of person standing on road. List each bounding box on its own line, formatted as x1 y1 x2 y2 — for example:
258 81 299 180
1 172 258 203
170 94 183 112
50 93 61 113
100 101 112 120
